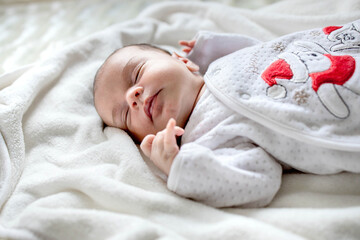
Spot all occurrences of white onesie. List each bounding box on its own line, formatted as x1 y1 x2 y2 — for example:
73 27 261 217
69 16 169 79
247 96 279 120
167 21 360 208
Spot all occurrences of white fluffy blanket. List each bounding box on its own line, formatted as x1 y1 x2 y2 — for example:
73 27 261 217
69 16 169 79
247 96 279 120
1 0 360 239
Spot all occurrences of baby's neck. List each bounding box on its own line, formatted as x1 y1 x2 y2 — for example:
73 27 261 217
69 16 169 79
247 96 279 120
194 81 206 107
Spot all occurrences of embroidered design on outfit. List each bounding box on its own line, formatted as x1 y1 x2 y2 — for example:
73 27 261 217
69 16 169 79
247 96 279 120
293 89 310 105
309 30 321 37
323 23 360 52
271 42 286 53
261 41 359 119
246 52 260 74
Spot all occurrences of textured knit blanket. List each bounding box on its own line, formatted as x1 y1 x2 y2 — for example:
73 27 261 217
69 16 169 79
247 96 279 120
1 1 360 239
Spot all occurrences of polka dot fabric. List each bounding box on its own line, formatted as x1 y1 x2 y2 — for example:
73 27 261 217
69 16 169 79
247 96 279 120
168 90 282 208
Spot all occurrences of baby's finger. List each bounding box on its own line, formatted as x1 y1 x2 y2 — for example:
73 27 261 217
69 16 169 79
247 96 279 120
179 40 190 47
174 126 185 136
182 47 192 54
187 39 196 47
140 134 155 157
164 118 176 147
152 130 165 154
179 40 196 47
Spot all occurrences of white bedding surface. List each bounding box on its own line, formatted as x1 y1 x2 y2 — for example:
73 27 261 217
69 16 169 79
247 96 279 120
1 0 360 240
0 0 279 75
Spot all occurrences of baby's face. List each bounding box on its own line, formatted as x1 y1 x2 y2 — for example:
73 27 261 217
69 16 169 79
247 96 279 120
94 46 202 142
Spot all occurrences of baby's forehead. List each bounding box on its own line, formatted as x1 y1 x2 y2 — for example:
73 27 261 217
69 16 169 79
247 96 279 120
116 44 170 58
101 44 170 82
102 47 147 82
106 46 167 71
107 46 146 65
116 45 152 55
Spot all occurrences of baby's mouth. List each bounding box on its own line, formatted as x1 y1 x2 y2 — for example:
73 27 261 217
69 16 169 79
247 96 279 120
144 91 160 121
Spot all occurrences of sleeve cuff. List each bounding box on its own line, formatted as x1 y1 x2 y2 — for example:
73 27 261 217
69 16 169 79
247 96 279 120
166 150 185 192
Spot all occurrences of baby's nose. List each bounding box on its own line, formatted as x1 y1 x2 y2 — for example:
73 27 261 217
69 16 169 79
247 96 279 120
127 86 143 109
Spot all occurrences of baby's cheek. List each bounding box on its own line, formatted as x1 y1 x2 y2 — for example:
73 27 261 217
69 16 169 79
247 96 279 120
130 122 155 143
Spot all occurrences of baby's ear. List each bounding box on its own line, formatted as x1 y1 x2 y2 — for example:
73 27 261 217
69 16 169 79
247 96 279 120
172 52 199 73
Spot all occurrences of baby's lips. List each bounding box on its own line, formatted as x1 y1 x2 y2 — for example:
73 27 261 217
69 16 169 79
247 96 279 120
144 94 155 120
144 90 161 121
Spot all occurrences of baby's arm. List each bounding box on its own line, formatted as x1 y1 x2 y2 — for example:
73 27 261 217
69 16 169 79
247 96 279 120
181 31 262 75
140 118 184 176
167 141 282 208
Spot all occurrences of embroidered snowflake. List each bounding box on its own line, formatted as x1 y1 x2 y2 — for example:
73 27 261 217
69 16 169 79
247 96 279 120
293 89 310 105
271 42 286 52
309 30 321 36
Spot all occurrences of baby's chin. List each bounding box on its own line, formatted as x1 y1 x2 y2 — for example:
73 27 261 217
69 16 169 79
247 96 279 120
129 126 158 143
161 114 185 129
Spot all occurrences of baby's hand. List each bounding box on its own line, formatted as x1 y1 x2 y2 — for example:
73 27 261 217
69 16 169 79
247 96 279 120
140 118 184 176
179 39 196 54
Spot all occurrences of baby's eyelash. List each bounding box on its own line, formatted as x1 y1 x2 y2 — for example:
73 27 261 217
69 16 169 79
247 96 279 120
134 62 144 84
125 108 129 129
135 67 141 83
